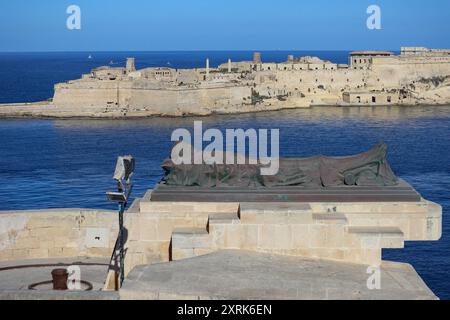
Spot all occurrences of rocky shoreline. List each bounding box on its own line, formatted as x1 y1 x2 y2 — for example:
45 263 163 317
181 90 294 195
1 96 450 120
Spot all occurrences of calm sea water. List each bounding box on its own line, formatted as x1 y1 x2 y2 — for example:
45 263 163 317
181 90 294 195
0 52 449 299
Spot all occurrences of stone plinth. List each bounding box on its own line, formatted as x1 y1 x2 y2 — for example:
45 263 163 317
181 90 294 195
122 191 442 277
150 180 422 203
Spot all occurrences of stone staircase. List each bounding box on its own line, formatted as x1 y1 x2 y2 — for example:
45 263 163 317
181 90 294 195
170 204 407 266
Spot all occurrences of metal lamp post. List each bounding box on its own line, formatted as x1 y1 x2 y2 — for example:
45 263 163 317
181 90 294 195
106 156 135 287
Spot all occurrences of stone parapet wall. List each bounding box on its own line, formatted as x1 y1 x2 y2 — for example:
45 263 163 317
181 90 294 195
0 209 118 262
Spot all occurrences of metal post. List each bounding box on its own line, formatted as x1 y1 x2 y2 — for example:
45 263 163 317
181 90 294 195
118 202 125 287
106 155 134 289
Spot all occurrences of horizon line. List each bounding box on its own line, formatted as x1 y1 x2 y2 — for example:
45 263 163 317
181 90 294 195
0 49 402 54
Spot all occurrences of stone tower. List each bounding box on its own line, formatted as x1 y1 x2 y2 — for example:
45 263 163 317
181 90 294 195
206 58 210 78
126 58 136 73
288 55 294 63
253 52 261 64
228 59 232 73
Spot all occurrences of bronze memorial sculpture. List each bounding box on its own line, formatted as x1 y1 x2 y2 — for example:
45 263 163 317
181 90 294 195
151 143 421 202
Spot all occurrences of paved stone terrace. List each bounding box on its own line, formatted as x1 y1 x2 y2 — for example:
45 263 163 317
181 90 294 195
121 250 437 300
0 257 118 300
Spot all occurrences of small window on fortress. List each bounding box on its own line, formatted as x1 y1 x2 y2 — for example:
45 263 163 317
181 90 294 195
372 97 376 103
387 96 392 103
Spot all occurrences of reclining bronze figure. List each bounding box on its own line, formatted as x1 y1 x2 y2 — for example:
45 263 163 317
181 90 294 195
161 143 398 188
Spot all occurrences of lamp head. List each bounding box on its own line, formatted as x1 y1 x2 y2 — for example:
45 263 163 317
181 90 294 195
113 156 135 183
107 156 135 204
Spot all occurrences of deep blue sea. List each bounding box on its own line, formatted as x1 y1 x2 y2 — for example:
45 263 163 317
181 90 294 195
0 52 449 299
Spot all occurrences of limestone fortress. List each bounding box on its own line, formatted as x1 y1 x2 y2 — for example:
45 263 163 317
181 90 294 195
1 47 450 118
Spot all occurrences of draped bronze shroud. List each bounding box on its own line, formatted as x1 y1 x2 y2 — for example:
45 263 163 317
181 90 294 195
161 143 399 188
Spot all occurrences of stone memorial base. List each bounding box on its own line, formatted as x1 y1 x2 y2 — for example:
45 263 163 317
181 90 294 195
150 180 422 203
121 189 442 282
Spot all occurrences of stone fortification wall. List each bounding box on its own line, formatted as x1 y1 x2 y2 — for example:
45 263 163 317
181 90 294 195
372 56 450 84
53 81 252 116
255 55 450 105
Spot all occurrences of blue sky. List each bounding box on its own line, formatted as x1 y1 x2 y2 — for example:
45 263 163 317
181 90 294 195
0 0 449 51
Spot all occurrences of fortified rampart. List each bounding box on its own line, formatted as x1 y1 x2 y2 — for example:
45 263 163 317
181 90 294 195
53 82 252 116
